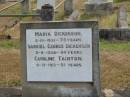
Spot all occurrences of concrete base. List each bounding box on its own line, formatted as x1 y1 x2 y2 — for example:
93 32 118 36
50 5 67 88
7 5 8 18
23 84 98 97
85 1 113 15
0 87 22 97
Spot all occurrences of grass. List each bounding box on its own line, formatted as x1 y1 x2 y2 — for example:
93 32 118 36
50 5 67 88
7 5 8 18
1 4 21 14
80 12 117 28
114 0 129 3
0 48 21 87
128 12 130 27
55 0 85 20
0 39 20 49
0 39 21 87
80 13 97 20
99 14 117 28
100 40 130 51
55 10 65 20
55 0 65 20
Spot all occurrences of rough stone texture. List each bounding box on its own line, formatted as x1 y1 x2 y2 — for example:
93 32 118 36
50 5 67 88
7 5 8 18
114 89 130 97
117 6 128 28
103 89 130 97
0 87 22 97
87 0 108 3
0 87 129 97
64 0 73 16
85 1 113 15
23 85 98 97
21 0 29 14
100 28 130 40
103 89 122 97
67 10 80 21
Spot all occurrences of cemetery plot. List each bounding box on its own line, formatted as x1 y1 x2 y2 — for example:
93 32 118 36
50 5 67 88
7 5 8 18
0 0 130 96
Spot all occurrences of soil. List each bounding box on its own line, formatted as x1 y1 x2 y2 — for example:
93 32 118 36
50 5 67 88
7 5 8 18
101 50 130 89
0 2 20 39
0 49 21 87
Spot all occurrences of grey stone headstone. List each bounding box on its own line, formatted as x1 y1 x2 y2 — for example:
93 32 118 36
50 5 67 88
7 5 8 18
20 21 100 97
85 0 113 15
88 0 107 3
64 0 73 16
117 6 128 28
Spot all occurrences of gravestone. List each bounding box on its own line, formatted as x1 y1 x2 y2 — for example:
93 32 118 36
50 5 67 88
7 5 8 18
37 0 55 9
117 6 128 28
64 0 73 16
85 0 113 15
20 21 100 97
21 0 29 14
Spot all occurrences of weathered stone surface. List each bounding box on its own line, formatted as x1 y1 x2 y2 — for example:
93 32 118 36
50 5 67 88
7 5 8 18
88 0 108 3
117 6 128 28
99 28 130 40
103 89 122 97
114 89 130 97
0 88 129 97
23 85 98 97
85 1 113 15
67 10 80 21
0 87 22 97
103 89 130 97
64 0 73 16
